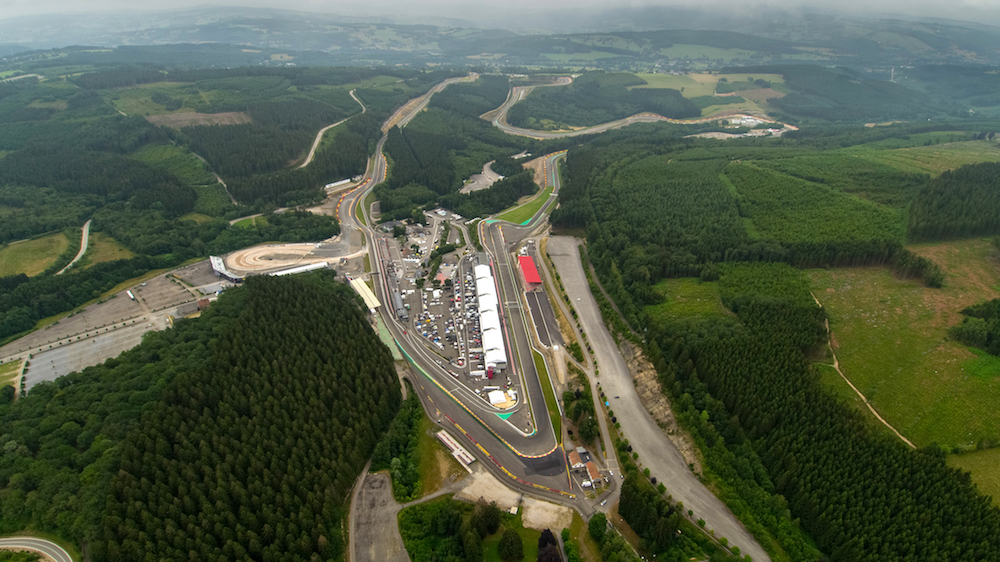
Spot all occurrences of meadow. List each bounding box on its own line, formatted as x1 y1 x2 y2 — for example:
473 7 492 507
644 278 728 326
808 237 1000 449
82 233 136 268
0 232 69 277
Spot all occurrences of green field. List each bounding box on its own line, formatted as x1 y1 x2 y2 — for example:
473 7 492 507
947 448 1000 506
0 232 70 277
846 139 1000 176
107 82 196 115
533 350 561 438
131 143 217 185
234 216 268 228
644 278 728 326
83 232 136 268
496 185 552 224
633 72 785 98
808 238 1000 449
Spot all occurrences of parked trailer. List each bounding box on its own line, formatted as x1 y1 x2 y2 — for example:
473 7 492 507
126 290 135 301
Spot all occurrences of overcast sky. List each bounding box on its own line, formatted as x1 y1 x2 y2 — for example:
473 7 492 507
1 0 999 26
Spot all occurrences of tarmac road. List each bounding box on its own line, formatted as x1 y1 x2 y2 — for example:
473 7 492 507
0 537 73 562
56 219 90 276
337 77 576 499
546 236 770 562
488 78 794 140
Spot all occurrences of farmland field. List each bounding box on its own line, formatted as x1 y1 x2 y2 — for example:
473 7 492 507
808 238 1000 449
0 232 69 277
631 72 785 98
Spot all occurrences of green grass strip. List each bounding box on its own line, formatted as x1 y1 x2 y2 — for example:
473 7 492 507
532 349 561 438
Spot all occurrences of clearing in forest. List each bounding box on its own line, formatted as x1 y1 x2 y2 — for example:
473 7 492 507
145 111 252 129
0 232 69 277
644 278 728 325
807 238 1000 450
82 232 136 269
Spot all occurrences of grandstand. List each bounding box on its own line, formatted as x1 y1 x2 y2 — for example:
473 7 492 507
209 256 243 283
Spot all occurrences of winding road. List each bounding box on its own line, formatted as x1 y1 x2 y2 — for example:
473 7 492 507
488 77 794 139
298 89 367 169
55 219 90 276
334 75 770 558
0 537 73 562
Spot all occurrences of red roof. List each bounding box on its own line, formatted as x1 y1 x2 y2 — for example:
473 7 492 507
518 256 542 285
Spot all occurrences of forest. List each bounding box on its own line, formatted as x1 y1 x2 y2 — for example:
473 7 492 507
551 125 982 326
949 297 1000 356
639 263 1000 561
506 71 699 129
908 162 1000 241
0 272 401 561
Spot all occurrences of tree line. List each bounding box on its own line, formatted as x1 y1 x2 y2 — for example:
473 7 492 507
908 162 1000 241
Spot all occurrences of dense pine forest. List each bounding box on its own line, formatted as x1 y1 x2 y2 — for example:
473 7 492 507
506 72 699 129
0 272 401 561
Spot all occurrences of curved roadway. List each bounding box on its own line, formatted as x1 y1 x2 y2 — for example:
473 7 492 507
55 219 90 276
298 89 367 169
489 78 794 139
0 537 73 562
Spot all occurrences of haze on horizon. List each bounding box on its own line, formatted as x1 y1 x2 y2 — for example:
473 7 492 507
2 0 1000 29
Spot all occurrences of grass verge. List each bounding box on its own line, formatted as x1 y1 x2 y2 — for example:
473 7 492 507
497 184 553 225
533 349 561 438
416 413 467 498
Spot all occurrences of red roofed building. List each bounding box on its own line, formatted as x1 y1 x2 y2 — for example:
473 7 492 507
586 461 603 486
518 256 542 290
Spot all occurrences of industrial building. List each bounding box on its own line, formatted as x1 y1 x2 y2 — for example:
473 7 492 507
473 264 508 375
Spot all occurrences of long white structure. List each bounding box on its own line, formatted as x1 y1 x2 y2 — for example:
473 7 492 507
474 263 508 372
269 262 328 277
